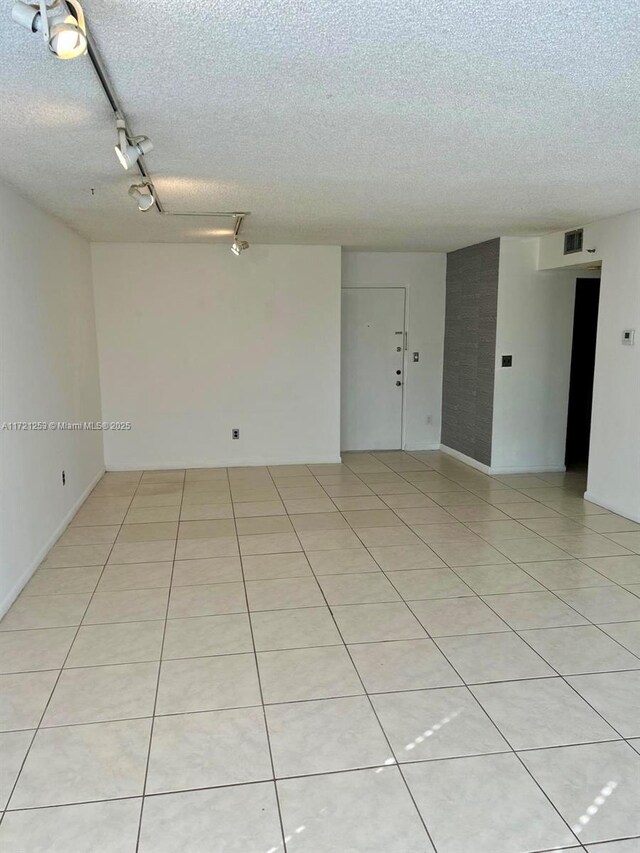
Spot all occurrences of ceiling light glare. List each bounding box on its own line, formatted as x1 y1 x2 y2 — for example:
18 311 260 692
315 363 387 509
230 240 249 256
12 0 87 59
128 183 155 212
115 119 153 170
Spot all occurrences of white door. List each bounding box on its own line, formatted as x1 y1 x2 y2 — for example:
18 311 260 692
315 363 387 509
341 287 406 451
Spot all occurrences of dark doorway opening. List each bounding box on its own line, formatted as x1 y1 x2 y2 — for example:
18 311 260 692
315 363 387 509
565 277 600 468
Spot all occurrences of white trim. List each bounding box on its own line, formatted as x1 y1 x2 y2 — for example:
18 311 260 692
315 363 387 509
584 491 640 523
489 463 567 474
105 455 342 471
439 445 493 473
440 444 567 475
404 443 441 452
0 467 105 619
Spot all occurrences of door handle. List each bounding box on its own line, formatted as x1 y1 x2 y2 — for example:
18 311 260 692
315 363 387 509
396 380 402 386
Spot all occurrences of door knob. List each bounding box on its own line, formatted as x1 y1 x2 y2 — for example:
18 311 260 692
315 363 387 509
396 380 402 386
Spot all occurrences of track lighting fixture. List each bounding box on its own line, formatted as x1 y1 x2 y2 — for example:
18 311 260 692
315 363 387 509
230 214 249 255
128 183 155 212
230 240 249 256
12 0 87 59
13 3 249 229
114 118 153 170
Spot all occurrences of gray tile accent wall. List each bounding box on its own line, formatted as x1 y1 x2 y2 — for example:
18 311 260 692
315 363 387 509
441 238 499 466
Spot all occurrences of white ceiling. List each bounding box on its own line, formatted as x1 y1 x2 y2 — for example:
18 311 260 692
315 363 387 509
1 0 639 251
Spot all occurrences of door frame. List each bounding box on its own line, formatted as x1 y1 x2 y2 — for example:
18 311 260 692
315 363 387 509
340 285 409 451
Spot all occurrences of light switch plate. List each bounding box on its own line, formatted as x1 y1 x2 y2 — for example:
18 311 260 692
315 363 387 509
622 329 635 345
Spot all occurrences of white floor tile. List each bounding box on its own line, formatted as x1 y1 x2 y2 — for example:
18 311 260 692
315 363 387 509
0 670 58 731
162 613 252 658
42 662 158 727
251 607 341 651
266 695 391 776
138 783 282 853
0 626 75 673
67 620 164 667
258 645 363 703
0 799 141 853
349 639 461 692
521 741 640 844
471 676 618 748
332 602 427 643
519 625 640 675
403 752 576 853
277 767 434 852
372 686 508 762
2 455 638 853
10 718 151 808
146 707 272 793
155 654 261 714
437 631 554 683
567 670 640 737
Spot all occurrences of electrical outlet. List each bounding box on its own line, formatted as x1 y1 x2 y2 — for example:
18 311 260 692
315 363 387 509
501 355 513 367
232 429 240 439
62 470 66 486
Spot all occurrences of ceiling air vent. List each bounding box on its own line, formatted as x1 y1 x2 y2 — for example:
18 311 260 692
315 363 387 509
564 228 584 255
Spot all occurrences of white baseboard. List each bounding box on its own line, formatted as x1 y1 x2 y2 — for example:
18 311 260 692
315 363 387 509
404 444 441 452
439 445 566 476
105 454 342 471
0 467 105 619
583 491 640 523
489 463 567 474
439 445 492 474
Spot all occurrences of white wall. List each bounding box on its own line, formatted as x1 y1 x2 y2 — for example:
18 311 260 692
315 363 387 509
0 182 104 615
91 243 342 469
491 238 579 472
539 210 640 520
341 251 446 450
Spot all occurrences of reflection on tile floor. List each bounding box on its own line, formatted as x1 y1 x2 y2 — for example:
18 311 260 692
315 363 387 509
1 450 640 852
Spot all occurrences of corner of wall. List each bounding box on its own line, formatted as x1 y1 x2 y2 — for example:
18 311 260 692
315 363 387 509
0 468 104 619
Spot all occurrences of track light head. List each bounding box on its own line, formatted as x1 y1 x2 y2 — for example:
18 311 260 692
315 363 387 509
230 240 249 256
114 119 153 170
13 0 87 59
11 1 39 30
128 183 155 212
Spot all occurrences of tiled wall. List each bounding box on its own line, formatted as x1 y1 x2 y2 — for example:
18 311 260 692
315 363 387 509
441 238 499 466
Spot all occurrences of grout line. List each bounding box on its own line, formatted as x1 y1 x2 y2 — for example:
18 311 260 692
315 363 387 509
4 674 640 728
5 647 640 679
134 469 185 852
469 582 640 744
344 455 640 848
307 552 441 853
233 467 288 853
0 477 141 823
2 455 638 850
345 463 588 846
357 473 588 849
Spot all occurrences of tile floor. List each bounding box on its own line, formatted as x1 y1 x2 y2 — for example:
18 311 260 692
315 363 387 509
1 450 640 852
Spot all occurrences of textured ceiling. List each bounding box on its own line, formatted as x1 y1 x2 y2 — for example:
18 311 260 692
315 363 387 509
1 0 639 250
